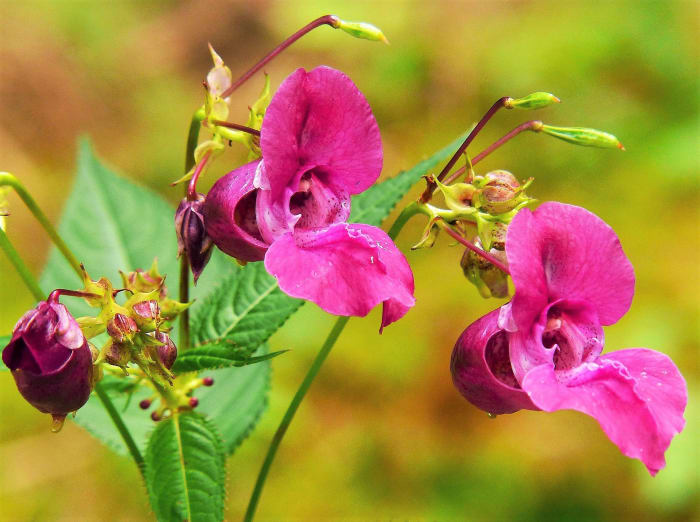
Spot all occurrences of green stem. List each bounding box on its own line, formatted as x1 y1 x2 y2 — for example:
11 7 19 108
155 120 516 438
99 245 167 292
243 316 350 522
179 108 205 351
0 172 82 279
94 381 145 475
387 202 426 240
0 228 45 301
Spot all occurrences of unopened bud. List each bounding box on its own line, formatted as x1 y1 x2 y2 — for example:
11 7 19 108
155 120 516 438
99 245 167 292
475 171 533 215
189 397 199 408
107 313 138 343
152 332 177 370
461 239 509 299
131 300 160 330
505 92 560 110
331 17 389 44
175 194 214 284
203 377 214 387
540 124 624 150
139 399 152 410
105 341 131 369
151 411 161 422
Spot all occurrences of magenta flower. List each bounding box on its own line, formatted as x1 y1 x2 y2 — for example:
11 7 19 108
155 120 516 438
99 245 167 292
452 202 687 475
204 66 415 330
2 293 93 422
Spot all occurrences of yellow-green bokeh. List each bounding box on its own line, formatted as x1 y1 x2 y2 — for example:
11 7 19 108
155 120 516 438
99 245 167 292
0 1 697 520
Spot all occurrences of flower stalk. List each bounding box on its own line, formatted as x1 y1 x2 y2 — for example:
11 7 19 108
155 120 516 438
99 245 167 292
0 172 82 279
243 316 351 522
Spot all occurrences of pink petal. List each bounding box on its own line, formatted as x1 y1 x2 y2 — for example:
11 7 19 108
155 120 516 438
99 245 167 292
509 298 604 382
601 348 687 454
264 223 414 330
203 160 269 262
451 309 539 415
259 66 382 200
256 169 351 244
507 202 635 332
521 348 687 475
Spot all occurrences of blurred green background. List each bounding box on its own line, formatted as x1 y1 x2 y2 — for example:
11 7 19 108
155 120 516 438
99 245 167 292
1 1 698 520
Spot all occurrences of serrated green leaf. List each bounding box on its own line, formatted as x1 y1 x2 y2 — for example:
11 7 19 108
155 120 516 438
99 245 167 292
173 341 288 373
181 262 303 372
39 139 269 456
349 132 467 226
145 411 226 522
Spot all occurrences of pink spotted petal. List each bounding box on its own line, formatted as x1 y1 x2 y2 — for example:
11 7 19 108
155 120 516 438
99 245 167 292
507 202 635 332
259 67 382 200
451 309 539 415
203 160 269 262
521 348 687 475
264 223 414 330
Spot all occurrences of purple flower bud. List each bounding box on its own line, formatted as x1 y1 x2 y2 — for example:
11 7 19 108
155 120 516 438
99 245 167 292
106 313 138 343
153 331 177 370
2 297 93 419
151 411 161 422
202 376 214 387
189 397 199 408
176 194 214 284
139 398 152 410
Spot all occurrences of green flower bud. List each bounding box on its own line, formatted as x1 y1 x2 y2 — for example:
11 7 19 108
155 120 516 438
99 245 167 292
540 124 624 150
331 17 389 44
505 92 560 110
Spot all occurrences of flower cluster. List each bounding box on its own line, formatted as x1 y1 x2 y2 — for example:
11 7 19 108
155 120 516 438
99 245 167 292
203 66 415 330
451 202 687 475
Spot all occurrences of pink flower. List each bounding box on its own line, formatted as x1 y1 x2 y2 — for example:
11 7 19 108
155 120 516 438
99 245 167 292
204 66 414 330
452 202 687 475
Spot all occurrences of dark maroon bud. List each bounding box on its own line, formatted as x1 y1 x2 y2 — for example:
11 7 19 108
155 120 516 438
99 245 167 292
139 399 152 410
202 376 214 386
151 411 161 422
2 295 93 420
203 163 270 263
176 193 214 284
153 331 177 370
189 397 199 408
106 313 138 343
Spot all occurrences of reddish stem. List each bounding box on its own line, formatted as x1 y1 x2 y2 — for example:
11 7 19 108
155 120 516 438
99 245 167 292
209 120 261 136
420 97 512 202
48 289 99 303
187 151 212 201
440 223 510 275
220 15 339 99
444 120 543 185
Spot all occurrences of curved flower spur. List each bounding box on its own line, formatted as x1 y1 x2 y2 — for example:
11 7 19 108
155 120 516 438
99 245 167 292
451 202 687 475
204 66 415 331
